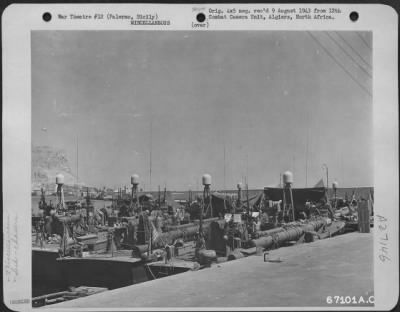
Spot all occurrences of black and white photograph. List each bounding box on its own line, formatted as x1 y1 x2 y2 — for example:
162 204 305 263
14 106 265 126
2 3 398 311
30 29 375 308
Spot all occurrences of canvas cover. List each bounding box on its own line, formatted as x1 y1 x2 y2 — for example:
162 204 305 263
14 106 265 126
263 187 326 206
211 191 264 216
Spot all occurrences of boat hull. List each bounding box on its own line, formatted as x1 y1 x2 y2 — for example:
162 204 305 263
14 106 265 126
57 257 149 290
32 248 68 297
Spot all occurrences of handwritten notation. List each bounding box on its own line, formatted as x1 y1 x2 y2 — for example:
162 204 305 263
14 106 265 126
376 214 390 262
4 213 19 282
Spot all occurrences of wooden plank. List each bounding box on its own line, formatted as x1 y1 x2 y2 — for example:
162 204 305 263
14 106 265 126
358 200 370 233
33 291 70 301
364 201 370 233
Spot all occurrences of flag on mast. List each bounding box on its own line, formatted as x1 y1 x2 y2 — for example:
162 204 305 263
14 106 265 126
60 223 71 256
151 221 160 243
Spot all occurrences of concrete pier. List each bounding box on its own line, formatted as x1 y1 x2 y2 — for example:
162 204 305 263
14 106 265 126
49 231 373 308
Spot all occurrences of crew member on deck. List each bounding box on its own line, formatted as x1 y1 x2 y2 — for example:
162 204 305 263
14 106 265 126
305 199 311 217
224 218 239 252
316 199 334 219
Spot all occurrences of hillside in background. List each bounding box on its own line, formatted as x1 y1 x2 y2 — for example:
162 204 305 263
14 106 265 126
31 146 373 198
32 146 77 191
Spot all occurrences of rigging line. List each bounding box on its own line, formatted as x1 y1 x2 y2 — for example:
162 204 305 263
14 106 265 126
335 31 372 69
307 31 372 97
326 32 372 79
356 32 372 51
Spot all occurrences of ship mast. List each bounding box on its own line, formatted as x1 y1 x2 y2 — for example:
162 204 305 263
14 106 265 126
76 135 79 198
305 113 310 188
149 120 152 193
223 143 226 192
246 152 249 214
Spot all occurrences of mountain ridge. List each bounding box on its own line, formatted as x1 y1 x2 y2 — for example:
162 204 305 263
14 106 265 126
32 145 77 190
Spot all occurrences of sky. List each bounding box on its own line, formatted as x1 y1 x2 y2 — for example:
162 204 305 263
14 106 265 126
31 31 373 190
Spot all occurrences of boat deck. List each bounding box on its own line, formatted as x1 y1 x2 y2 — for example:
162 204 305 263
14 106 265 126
57 250 142 263
48 230 373 308
32 246 60 253
32 240 60 253
146 259 200 270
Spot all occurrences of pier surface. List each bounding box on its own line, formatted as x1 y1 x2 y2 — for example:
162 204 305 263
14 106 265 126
49 231 373 308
